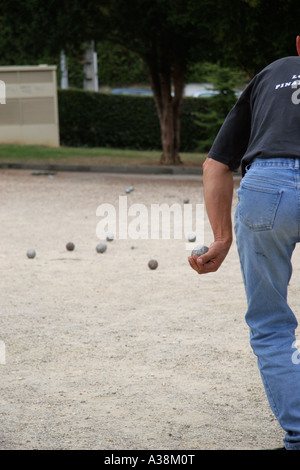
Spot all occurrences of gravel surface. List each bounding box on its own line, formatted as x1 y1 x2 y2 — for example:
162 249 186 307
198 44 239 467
0 169 290 450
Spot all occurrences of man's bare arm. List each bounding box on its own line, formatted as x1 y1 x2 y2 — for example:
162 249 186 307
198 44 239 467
188 157 233 274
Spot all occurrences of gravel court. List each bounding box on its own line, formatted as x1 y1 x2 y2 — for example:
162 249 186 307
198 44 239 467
0 168 292 450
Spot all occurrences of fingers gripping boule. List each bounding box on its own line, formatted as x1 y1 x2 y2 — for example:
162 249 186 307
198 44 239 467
188 241 231 274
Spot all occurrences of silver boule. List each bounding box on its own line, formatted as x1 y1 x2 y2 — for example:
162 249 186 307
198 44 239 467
27 249 36 259
106 232 114 241
125 186 134 194
187 233 196 242
191 245 209 257
96 243 107 253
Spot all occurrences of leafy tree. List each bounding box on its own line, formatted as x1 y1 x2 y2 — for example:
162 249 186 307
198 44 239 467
97 41 149 87
214 0 300 77
88 0 217 164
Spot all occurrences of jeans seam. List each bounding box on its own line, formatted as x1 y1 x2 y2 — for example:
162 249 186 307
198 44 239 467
241 182 283 194
243 175 295 189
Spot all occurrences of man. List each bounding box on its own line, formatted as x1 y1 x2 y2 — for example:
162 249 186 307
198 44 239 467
188 37 300 450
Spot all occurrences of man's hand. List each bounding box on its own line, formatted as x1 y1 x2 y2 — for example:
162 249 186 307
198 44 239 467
188 157 233 275
188 240 232 274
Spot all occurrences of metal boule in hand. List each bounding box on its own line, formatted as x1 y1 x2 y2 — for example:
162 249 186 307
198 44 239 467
191 245 209 257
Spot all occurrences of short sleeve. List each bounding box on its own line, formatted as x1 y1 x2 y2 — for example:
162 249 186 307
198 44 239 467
207 82 254 171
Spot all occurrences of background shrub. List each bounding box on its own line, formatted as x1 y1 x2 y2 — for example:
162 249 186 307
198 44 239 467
58 89 236 152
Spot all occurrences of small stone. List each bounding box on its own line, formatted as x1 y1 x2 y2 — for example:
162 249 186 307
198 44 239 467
66 242 75 251
148 259 158 270
96 243 107 253
26 249 36 259
183 197 190 204
191 245 209 257
106 232 114 242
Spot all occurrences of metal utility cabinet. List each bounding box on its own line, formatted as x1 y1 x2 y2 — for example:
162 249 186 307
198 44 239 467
0 65 59 146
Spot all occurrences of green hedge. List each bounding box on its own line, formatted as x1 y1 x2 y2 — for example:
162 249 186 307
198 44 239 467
58 89 235 152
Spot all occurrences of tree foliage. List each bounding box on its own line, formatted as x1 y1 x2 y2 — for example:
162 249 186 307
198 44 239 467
214 0 300 77
1 0 299 73
87 0 219 163
0 0 300 162
97 42 148 87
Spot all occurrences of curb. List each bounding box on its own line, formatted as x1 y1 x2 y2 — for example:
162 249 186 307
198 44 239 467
0 162 204 176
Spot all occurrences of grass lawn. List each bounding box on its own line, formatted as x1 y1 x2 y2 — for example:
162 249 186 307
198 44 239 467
0 144 207 167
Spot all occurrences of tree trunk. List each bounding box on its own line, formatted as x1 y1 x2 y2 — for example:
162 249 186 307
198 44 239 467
148 62 185 165
159 96 182 165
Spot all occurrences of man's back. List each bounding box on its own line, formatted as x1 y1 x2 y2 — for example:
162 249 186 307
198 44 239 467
208 56 300 175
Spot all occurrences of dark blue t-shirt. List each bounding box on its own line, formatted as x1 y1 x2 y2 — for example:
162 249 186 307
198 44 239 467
208 56 300 175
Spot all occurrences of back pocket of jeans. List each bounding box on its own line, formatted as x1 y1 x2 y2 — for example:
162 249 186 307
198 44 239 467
237 183 282 231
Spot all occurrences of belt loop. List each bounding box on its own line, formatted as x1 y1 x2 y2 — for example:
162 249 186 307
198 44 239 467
295 159 300 170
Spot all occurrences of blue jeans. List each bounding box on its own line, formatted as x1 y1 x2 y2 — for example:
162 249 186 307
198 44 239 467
234 158 300 450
